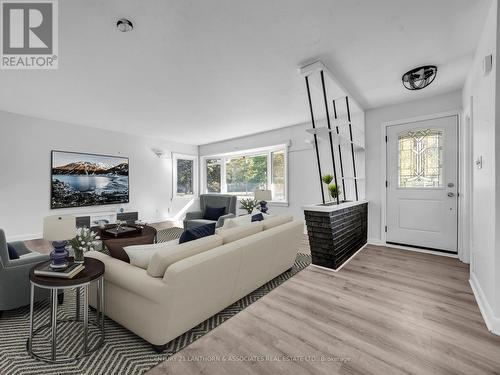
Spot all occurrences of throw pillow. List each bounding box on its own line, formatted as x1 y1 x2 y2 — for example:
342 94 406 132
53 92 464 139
251 213 264 222
203 206 226 221
124 243 166 269
107 236 157 263
7 243 19 260
179 223 216 244
222 214 252 229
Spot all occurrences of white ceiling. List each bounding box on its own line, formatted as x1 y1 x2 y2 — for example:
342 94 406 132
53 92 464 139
0 0 491 145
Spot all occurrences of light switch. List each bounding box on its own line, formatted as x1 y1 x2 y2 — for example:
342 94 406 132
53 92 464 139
475 156 483 169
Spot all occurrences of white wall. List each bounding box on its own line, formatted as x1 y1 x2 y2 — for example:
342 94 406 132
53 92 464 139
462 0 500 334
364 91 463 244
0 110 197 240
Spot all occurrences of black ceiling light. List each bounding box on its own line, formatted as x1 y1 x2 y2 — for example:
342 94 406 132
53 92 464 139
402 65 437 90
117 18 133 32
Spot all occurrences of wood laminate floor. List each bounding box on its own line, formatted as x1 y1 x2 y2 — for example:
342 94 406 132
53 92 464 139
145 243 500 375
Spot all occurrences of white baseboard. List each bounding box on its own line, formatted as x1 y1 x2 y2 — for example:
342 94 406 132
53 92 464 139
469 273 500 335
367 238 384 246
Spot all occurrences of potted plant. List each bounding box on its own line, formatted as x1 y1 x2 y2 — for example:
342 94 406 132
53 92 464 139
69 227 101 264
328 183 340 201
322 174 333 185
239 198 259 215
322 174 337 202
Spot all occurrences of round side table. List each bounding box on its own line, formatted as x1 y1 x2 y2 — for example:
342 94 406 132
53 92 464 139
27 257 105 363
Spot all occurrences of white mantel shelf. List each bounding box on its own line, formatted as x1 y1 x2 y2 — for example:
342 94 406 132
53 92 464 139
302 200 368 212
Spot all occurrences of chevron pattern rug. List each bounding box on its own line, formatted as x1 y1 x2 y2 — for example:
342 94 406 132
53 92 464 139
0 228 311 375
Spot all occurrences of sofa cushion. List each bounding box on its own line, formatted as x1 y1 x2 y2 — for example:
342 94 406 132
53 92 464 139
7 243 19 260
222 214 252 229
203 206 226 221
262 214 294 230
147 235 223 277
179 223 216 244
123 242 173 269
216 222 264 244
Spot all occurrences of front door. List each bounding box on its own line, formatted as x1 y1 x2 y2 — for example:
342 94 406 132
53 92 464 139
386 115 458 253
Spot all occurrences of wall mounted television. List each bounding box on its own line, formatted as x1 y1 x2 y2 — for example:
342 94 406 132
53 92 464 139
51 150 129 209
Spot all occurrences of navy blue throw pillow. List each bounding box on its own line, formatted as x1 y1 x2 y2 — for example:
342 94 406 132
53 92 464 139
179 223 216 244
7 243 19 260
251 213 264 222
203 206 226 221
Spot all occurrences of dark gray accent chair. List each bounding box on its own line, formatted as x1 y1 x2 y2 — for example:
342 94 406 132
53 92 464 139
183 194 237 230
0 229 61 317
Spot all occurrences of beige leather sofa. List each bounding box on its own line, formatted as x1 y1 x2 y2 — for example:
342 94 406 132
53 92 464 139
87 214 303 352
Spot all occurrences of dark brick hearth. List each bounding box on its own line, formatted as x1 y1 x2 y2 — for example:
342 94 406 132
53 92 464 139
304 203 367 270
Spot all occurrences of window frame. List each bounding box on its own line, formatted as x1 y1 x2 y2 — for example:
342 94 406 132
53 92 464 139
173 153 198 197
201 144 288 205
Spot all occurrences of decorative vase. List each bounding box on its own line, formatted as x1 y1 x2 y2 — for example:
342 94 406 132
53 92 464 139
50 241 69 269
73 248 85 264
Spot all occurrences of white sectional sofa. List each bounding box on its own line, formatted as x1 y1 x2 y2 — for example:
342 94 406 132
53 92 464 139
87 214 303 352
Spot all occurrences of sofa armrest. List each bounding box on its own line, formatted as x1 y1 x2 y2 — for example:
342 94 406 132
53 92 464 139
86 251 170 304
5 252 48 269
216 213 235 228
185 211 203 221
9 241 33 256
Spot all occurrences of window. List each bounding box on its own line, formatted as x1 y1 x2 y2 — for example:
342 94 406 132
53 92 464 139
398 129 443 188
202 145 288 202
206 158 221 193
174 154 197 196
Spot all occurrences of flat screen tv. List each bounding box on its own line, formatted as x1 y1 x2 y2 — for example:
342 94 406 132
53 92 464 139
51 150 129 209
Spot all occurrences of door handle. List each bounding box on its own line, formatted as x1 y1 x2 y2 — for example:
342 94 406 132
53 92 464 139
447 192 455 197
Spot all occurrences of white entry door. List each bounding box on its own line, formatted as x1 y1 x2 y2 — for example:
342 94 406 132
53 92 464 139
386 115 458 253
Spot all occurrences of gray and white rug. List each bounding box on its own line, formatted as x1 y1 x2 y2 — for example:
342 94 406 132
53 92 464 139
0 228 311 375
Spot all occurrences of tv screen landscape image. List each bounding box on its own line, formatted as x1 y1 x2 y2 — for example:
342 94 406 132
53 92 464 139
51 151 129 209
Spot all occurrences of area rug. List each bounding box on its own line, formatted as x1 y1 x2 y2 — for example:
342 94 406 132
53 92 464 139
0 228 311 375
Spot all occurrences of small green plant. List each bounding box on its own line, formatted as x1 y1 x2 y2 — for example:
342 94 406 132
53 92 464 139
322 174 333 185
239 198 259 214
328 183 340 200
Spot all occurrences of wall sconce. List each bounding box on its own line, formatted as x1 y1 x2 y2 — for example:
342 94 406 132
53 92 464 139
151 148 171 159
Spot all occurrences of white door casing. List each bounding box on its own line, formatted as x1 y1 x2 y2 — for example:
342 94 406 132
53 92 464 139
386 115 458 252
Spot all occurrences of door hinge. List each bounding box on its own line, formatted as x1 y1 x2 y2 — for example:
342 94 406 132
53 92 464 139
385 135 388 142
385 180 388 188
385 226 388 233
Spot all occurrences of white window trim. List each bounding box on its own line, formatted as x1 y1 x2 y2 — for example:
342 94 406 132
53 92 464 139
173 153 198 197
201 144 289 205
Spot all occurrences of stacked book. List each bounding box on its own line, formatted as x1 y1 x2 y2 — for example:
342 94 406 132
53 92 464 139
34 262 85 279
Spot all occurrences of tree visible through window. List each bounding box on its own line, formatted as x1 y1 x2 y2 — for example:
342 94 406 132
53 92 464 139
206 158 221 193
177 159 194 195
226 154 267 197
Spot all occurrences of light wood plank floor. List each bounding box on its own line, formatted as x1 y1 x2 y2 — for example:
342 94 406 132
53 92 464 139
145 243 500 375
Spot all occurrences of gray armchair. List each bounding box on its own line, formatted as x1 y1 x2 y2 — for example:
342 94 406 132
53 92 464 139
184 194 237 229
0 229 58 316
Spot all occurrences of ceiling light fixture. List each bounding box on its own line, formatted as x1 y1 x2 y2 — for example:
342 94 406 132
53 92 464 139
402 65 437 90
117 18 133 32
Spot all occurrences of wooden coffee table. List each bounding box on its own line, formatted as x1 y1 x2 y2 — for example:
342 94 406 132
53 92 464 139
27 257 105 363
91 225 157 262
